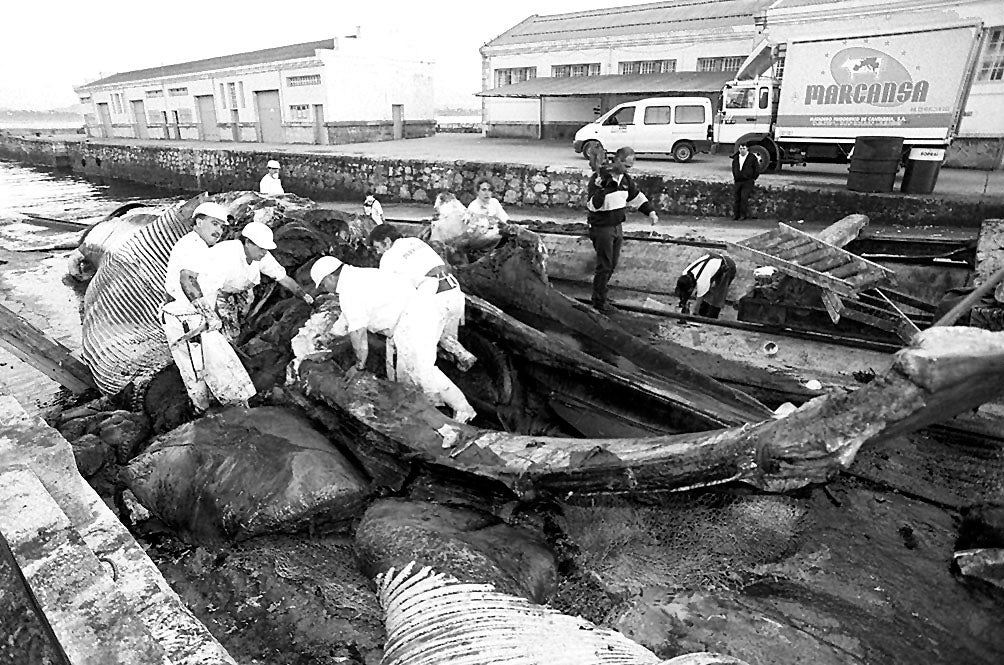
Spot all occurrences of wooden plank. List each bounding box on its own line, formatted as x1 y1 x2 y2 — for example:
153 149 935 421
804 254 853 273
820 290 843 324
772 236 816 256
745 230 790 252
874 289 922 339
726 242 859 298
777 224 894 277
791 246 831 266
0 303 95 394
813 214 868 248
829 262 868 279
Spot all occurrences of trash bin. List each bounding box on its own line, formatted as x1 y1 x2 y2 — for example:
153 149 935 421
847 136 903 193
901 147 945 195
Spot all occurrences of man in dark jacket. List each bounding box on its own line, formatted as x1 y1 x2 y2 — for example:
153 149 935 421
731 142 759 220
586 146 659 313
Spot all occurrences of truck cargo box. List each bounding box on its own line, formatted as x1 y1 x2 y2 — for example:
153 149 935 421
774 25 983 144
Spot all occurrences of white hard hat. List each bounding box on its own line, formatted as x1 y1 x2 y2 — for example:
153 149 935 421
192 202 230 223
267 160 281 169
310 256 344 288
241 221 277 250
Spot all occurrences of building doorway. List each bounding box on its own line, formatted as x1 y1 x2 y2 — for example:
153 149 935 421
392 104 404 140
97 103 112 138
255 90 283 143
313 104 326 145
131 100 148 139
161 112 170 139
230 110 241 142
195 95 219 141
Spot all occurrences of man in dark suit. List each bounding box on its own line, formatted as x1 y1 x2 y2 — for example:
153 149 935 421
731 142 759 220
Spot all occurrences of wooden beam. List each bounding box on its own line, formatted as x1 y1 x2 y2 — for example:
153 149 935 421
0 303 95 394
932 266 1004 327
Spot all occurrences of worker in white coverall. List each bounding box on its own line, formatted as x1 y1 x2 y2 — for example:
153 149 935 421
203 221 314 342
161 202 255 413
310 256 477 424
368 224 476 372
259 159 285 196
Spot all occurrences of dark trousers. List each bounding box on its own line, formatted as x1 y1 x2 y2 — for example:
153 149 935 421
733 181 754 219
589 223 622 307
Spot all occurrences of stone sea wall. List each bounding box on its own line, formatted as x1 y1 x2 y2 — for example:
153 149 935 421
2 134 1003 227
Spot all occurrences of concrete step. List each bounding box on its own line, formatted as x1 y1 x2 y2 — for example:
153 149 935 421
0 394 236 665
0 465 168 664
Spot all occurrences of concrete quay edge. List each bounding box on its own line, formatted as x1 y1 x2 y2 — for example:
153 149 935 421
1 133 1003 228
0 393 236 665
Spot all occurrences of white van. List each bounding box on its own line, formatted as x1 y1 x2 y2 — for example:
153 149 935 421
572 96 714 163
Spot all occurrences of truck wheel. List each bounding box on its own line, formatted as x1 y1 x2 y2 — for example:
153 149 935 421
748 144 771 173
672 142 695 163
582 140 603 162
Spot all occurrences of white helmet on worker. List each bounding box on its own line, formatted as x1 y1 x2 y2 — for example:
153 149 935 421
310 256 344 287
241 221 276 250
267 160 281 170
193 202 230 223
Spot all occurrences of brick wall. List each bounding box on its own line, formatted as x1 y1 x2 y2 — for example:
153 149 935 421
2 134 1002 227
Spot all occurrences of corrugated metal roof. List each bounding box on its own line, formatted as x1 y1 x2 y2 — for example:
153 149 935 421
78 39 335 89
478 71 732 97
486 0 771 47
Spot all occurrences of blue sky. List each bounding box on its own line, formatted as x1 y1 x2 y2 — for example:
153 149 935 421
2 0 654 110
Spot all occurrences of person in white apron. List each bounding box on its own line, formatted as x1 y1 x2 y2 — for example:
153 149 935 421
310 256 476 424
203 221 313 342
160 202 255 413
368 224 476 371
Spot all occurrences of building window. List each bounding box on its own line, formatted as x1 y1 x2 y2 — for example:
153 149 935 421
697 56 745 72
552 63 601 78
238 82 245 108
978 27 1004 82
79 96 91 104
287 74 322 87
168 87 188 97
219 83 226 107
227 83 238 109
177 109 193 123
289 104 310 121
147 111 163 125
619 60 676 75
145 89 164 98
494 67 536 87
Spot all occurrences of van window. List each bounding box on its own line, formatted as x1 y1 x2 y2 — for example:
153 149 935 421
643 106 671 125
604 105 635 125
759 88 770 110
675 105 707 124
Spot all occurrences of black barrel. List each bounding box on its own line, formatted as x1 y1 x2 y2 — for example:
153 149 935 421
901 147 945 195
847 136 904 193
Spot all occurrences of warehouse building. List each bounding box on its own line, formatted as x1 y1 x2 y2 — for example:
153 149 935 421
478 0 772 139
75 37 435 145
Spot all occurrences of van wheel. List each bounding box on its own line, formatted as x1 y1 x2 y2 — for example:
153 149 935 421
582 140 603 162
672 142 695 163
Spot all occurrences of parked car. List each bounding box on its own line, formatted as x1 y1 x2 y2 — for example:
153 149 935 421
572 96 714 163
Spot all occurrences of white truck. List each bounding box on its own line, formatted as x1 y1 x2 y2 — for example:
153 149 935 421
716 23 986 171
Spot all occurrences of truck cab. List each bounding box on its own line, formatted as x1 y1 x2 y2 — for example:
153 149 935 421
573 96 714 163
715 77 782 171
